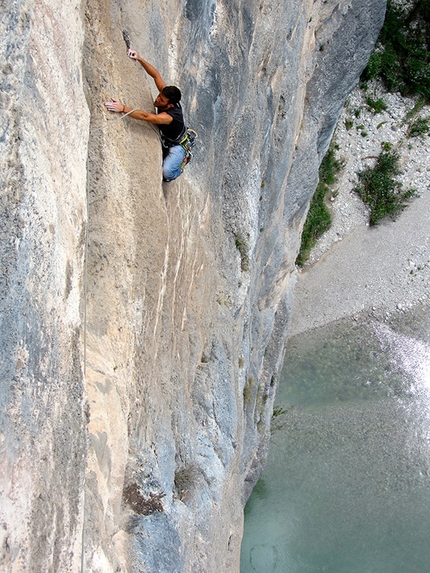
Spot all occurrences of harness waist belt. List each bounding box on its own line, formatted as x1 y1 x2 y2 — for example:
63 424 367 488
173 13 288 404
162 126 187 147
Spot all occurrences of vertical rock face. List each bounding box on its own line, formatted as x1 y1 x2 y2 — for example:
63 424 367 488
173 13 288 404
0 1 89 571
0 0 385 572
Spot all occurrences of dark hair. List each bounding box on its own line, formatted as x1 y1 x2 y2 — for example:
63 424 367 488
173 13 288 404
162 86 181 104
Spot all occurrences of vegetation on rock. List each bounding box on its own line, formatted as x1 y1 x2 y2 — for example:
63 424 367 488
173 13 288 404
298 1 428 260
353 150 418 226
296 144 344 266
362 0 430 102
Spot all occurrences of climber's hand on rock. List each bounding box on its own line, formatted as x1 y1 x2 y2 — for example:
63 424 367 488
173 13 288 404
127 49 138 60
104 98 123 113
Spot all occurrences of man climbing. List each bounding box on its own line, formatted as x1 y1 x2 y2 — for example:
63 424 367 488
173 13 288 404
104 49 190 182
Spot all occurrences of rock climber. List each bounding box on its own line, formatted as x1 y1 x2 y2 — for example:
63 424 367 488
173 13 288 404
104 49 188 182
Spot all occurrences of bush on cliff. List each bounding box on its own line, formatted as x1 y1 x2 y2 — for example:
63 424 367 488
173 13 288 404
353 150 418 226
362 0 430 102
296 145 343 266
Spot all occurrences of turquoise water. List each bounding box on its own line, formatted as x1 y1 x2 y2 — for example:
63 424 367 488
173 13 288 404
241 305 430 573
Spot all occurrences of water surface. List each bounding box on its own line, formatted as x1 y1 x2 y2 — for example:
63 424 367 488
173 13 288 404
241 305 430 573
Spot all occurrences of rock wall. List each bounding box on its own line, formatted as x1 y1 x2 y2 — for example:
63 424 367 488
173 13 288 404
0 0 385 571
0 1 89 571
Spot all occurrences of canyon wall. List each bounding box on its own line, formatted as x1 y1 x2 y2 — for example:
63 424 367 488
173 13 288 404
0 0 385 571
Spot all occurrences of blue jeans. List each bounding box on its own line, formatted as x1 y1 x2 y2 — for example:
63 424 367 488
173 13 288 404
163 144 186 182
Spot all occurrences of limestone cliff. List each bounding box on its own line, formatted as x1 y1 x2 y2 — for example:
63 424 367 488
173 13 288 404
0 0 385 571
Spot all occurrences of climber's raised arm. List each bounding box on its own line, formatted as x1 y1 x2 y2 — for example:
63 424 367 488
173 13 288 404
104 98 173 125
127 49 166 92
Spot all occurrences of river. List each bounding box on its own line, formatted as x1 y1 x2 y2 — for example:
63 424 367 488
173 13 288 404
241 304 430 573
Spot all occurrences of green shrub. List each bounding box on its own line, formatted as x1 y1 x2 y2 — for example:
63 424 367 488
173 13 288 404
296 145 344 266
234 236 250 272
362 0 430 102
271 405 292 434
366 96 387 113
408 116 430 137
272 406 288 418
345 118 354 130
353 150 418 225
174 465 200 501
243 377 255 406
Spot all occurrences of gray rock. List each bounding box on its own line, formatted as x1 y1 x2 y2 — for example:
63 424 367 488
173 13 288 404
0 0 385 571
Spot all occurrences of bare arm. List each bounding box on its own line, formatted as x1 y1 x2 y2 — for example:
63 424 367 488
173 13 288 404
104 98 173 125
127 49 166 92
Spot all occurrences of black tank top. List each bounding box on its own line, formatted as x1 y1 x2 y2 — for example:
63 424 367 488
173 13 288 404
159 103 185 144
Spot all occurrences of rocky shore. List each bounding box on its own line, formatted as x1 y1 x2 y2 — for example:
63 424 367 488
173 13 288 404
290 81 430 336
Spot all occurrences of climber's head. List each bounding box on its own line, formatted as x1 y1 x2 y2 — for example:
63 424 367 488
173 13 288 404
154 86 181 109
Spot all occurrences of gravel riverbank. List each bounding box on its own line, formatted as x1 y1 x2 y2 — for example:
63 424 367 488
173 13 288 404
289 81 430 336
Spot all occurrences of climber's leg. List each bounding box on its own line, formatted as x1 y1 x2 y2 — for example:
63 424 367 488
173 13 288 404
163 144 186 182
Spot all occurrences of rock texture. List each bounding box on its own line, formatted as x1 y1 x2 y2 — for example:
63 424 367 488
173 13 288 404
0 1 89 571
0 0 385 571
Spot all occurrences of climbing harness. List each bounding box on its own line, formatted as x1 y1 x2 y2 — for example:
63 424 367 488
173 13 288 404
161 127 198 173
179 127 198 150
178 128 198 172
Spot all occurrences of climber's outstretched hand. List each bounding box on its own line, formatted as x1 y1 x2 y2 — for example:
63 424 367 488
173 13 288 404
104 98 124 113
127 49 139 60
